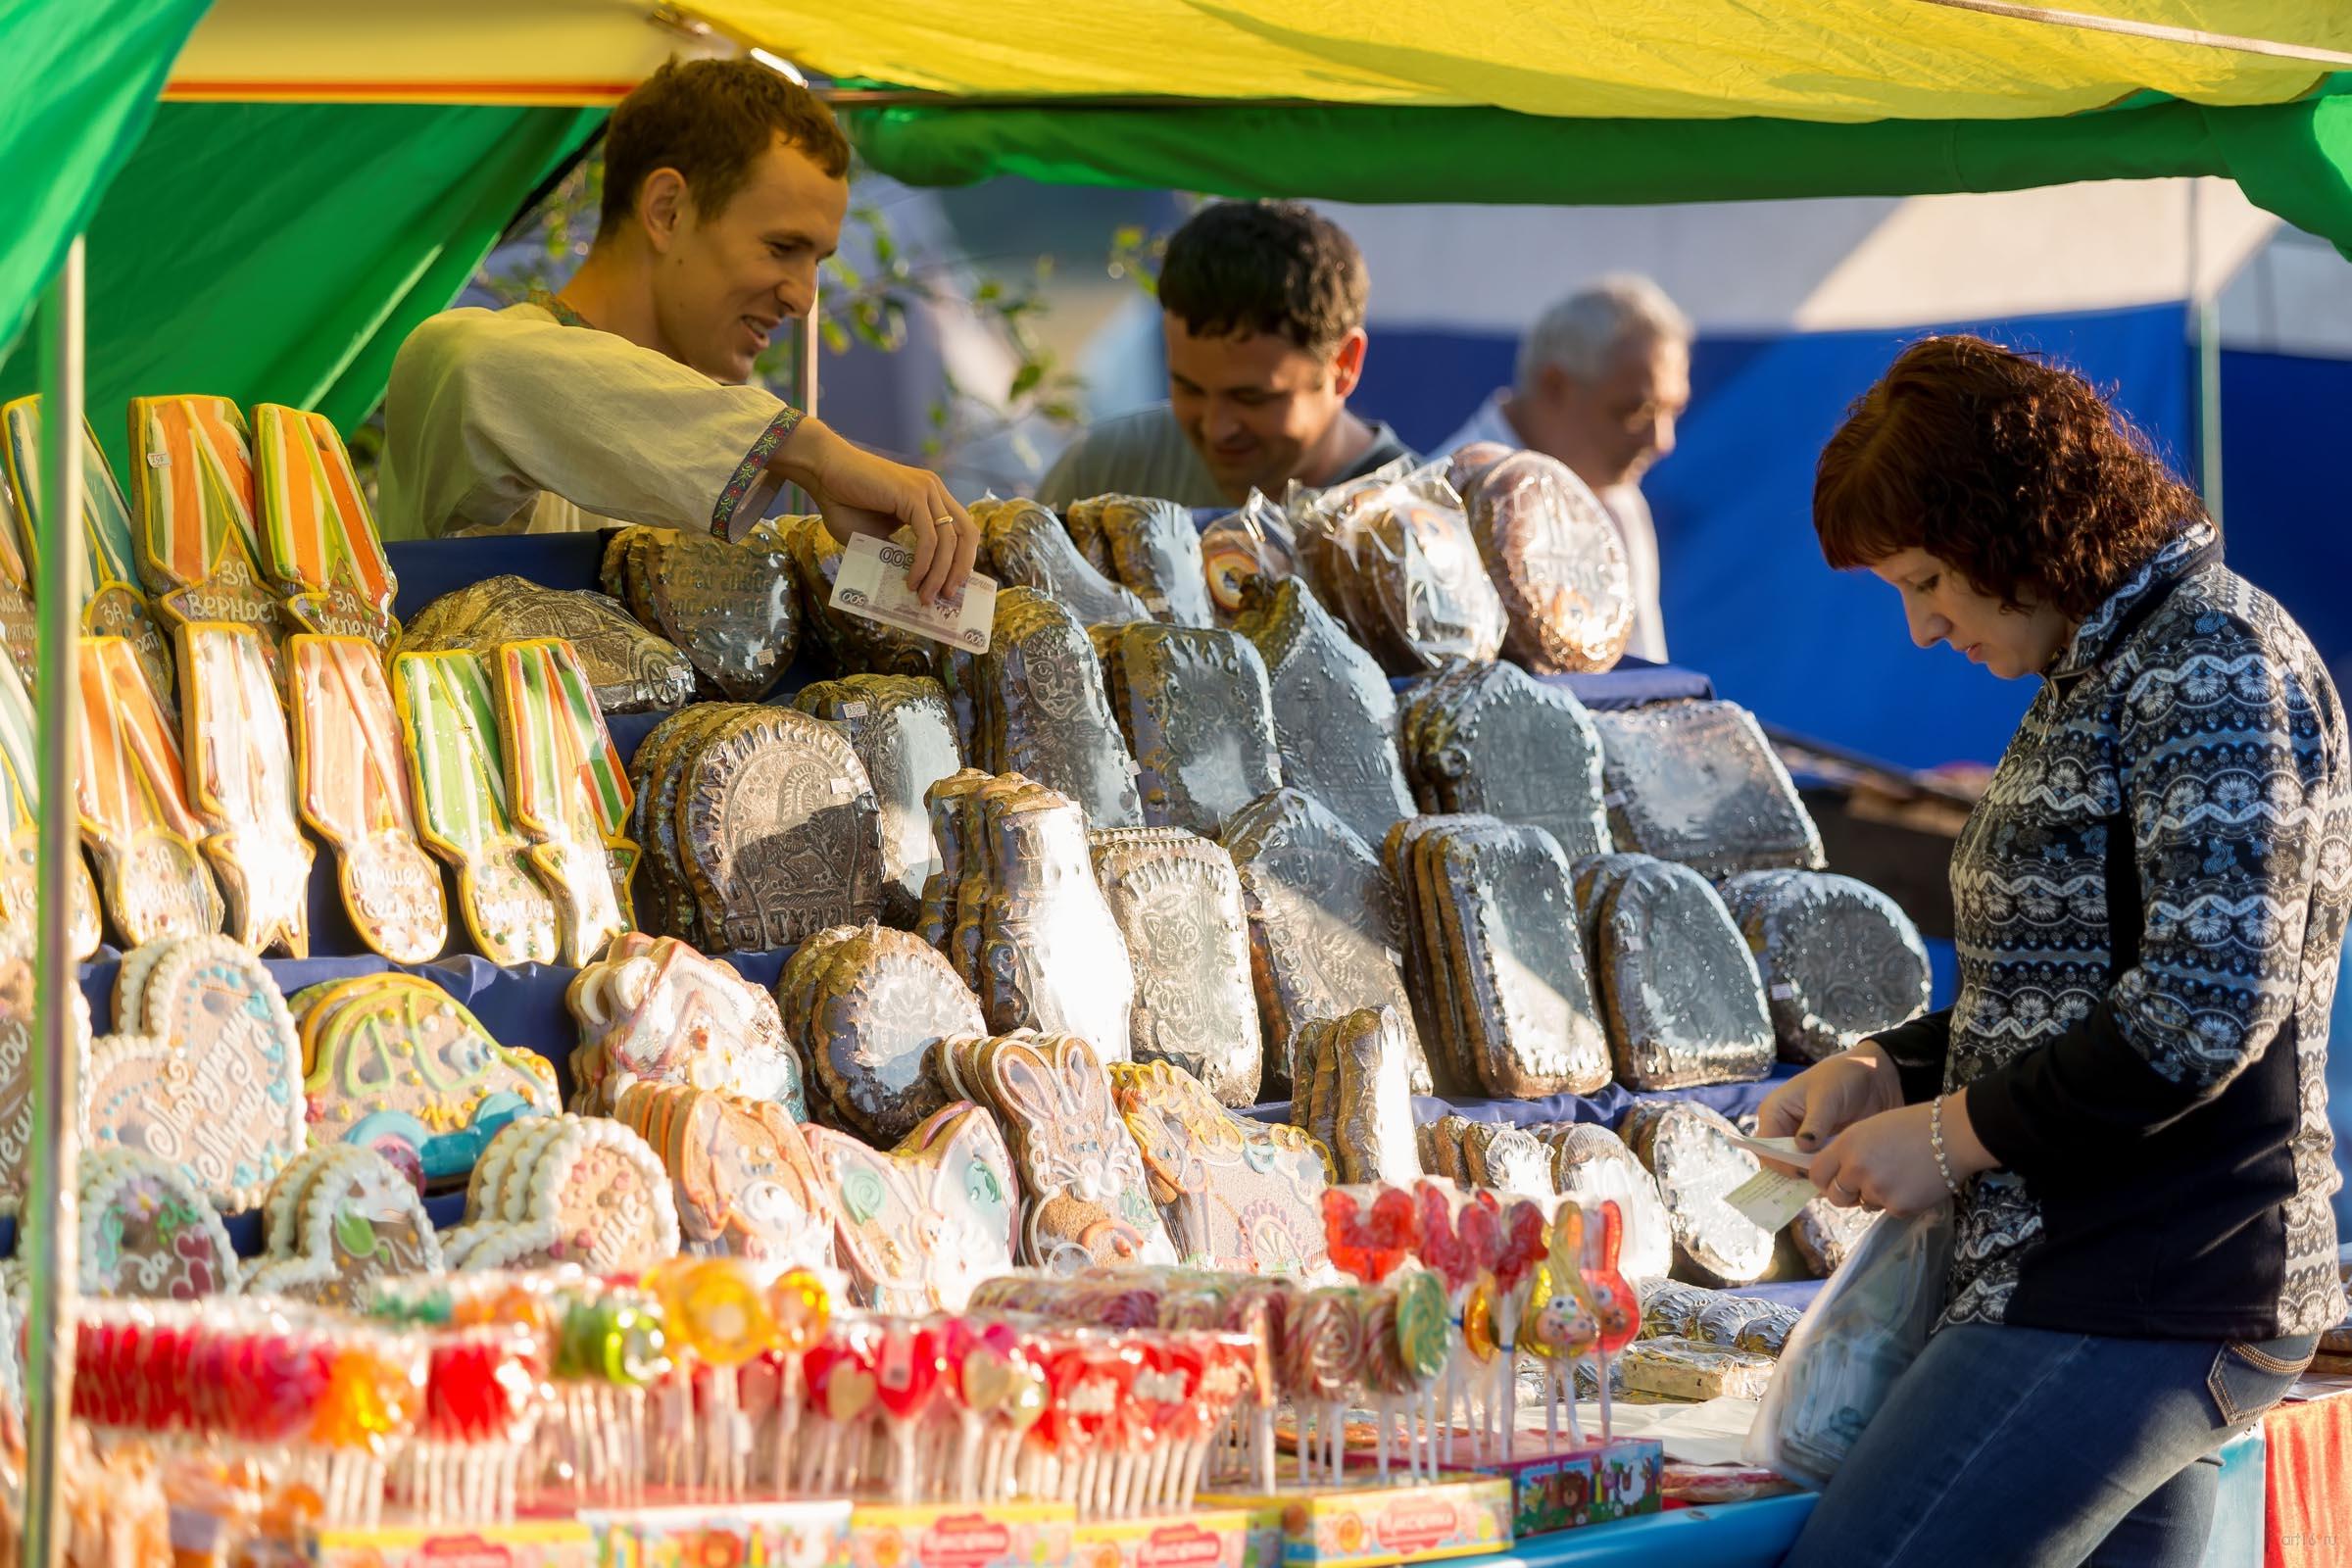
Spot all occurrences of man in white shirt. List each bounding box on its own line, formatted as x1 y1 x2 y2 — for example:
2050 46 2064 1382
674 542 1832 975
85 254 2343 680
381 58 977 603
1438 275 1690 662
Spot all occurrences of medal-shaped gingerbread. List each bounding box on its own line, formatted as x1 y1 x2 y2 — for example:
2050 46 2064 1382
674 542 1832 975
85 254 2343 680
177 623 313 956
125 395 287 685
0 650 99 956
491 638 638 964
299 972 560 1184
1 396 177 709
288 635 448 964
251 405 399 649
392 648 561 966
73 636 223 945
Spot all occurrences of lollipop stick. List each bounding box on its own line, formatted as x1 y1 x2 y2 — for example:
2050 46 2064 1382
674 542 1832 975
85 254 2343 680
1598 1351 1613 1447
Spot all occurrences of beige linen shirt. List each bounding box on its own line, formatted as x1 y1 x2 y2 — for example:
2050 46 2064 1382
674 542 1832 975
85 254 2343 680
378 297 800 541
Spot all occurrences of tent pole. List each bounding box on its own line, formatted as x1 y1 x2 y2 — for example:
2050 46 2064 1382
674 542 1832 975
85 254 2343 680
24 236 88 1568
798 278 821 421
2187 178 2225 527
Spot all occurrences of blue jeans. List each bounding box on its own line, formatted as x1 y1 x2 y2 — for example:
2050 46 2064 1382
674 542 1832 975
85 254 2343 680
1780 1322 2316 1568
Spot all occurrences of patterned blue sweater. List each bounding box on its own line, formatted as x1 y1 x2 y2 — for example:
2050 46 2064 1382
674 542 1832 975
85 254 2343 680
1872 521 2349 1339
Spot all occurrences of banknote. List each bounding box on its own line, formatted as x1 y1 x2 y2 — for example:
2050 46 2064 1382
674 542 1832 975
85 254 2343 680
828 532 996 653
1726 1165 1819 1233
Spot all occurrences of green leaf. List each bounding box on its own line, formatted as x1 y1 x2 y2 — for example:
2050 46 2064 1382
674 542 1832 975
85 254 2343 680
1008 363 1045 400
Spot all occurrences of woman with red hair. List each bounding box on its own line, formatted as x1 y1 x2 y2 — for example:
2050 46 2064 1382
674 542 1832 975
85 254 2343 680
1765 335 2347 1566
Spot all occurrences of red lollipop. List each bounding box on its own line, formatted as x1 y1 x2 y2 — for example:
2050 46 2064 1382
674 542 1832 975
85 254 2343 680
1579 1200 1640 1355
875 1320 946 1424
1456 1199 1501 1282
1494 1200 1548 1297
1322 1186 1418 1284
1414 1182 1469 1292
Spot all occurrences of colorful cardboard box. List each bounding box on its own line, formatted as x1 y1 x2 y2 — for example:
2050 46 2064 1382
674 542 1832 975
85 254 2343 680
582 1497 855 1568
310 1519 600 1568
847 1499 1075 1568
1196 1476 1512 1568
1070 1509 1265 1568
1467 1437 1665 1537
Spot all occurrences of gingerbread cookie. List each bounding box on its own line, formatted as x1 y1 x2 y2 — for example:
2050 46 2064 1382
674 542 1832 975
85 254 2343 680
289 635 448 963
795 675 963 927
568 932 806 1117
0 939 91 1216
393 648 562 965
802 1102 1017 1313
299 973 560 1183
974 1033 1176 1272
456 1114 679 1273
1633 1102 1775 1287
1399 659 1612 861
92 936 304 1208
124 396 290 687
1718 868 1931 1065
252 404 399 649
1111 1057 1329 1272
0 648 100 956
1089 829 1262 1106
177 622 314 956
74 1148 236 1298
677 706 884 952
607 525 800 701
1464 450 1635 674
398 575 694 713
73 636 224 945
1093 495 1217 628
1589 700 1825 877
244 1143 444 1306
616 1084 835 1267
1100 624 1281 839
1594 858 1775 1090
1231 577 1415 849
976 787 1136 1062
1224 788 1428 1097
1327 1005 1421 1187
792 924 979 1144
979 497 1151 625
491 637 640 963
979 588 1144 829
1533 1121 1675 1282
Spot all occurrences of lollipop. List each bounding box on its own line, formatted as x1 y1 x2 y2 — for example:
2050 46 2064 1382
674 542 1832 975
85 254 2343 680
1489 1199 1549 1455
1322 1185 1418 1284
764 1266 832 1495
1571 1200 1641 1446
874 1318 947 1503
1520 1260 1596 1452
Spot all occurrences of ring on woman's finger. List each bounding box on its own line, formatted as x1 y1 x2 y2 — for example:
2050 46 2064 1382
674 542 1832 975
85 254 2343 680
933 515 957 529
1830 1180 1859 1202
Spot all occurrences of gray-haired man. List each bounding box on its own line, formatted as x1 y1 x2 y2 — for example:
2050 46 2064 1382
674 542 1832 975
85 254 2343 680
1438 274 1690 662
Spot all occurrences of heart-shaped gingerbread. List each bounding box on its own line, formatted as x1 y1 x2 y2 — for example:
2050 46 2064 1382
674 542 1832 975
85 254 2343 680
94 936 304 1209
0 939 91 1216
74 1147 237 1299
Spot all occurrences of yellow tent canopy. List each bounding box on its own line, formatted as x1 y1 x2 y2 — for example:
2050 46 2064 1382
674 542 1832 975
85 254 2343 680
168 0 2351 119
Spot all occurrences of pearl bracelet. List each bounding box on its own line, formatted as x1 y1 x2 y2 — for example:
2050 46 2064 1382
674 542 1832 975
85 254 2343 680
1930 1094 1963 1197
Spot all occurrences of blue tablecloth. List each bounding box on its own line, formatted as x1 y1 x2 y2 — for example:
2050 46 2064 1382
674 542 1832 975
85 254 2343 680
1246 1064 1798 1143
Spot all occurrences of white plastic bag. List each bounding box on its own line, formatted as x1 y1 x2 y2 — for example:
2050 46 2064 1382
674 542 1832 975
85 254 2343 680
1742 1202 1954 1488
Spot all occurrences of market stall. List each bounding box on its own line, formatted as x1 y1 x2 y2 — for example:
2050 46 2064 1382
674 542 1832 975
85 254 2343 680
6 6 2352 1568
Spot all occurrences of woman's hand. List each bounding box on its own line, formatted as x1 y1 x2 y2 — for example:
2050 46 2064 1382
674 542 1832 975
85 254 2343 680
1810 1093 1999 1217
1755 1044 1905 1164
776 417 980 604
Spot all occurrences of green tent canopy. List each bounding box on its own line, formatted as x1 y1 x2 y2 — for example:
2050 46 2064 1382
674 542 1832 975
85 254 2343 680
843 84 2352 256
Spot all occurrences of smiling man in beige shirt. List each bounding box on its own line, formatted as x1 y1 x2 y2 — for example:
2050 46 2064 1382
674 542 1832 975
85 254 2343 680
381 57 976 602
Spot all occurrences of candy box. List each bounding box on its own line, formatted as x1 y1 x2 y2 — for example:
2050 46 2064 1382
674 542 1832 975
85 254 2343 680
309 1519 599 1568
1465 1437 1664 1536
1197 1475 1512 1568
581 1497 854 1568
1071 1510 1262 1568
847 1499 1075 1568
